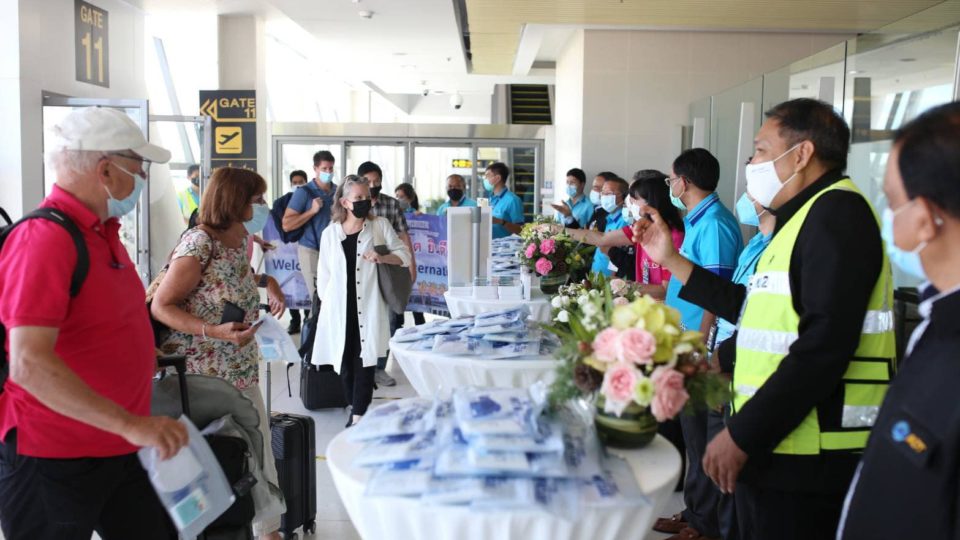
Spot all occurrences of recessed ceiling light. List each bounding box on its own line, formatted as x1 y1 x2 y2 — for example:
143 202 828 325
358 10 374 19
900 58 916 62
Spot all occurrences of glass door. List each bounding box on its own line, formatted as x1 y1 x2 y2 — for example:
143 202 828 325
344 141 407 191
147 115 212 279
411 144 474 214
42 95 151 282
475 144 540 223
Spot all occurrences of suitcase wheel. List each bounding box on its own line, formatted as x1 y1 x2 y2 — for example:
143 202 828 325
306 520 317 534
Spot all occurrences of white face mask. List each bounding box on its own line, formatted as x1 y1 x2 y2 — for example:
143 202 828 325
745 143 802 208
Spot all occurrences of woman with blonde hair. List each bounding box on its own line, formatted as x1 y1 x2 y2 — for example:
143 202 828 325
311 175 411 427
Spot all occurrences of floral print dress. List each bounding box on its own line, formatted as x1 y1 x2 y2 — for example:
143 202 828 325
158 228 261 389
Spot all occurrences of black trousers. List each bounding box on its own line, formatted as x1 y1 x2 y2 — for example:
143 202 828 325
735 481 846 540
0 431 171 540
340 333 375 415
680 408 722 537
707 407 739 540
289 309 309 327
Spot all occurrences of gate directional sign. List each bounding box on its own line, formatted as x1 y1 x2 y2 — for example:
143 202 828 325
199 90 257 171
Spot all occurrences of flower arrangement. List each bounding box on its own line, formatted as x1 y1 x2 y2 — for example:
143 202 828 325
517 220 589 278
544 276 729 426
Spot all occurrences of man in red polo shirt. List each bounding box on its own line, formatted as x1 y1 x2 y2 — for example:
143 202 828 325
0 107 188 539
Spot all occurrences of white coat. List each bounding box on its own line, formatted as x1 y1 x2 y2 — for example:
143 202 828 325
311 216 411 372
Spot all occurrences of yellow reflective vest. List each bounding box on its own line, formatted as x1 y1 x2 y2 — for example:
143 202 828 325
733 179 895 455
177 188 199 221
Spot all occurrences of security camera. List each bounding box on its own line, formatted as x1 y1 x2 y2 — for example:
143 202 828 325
422 89 429 97
450 93 463 110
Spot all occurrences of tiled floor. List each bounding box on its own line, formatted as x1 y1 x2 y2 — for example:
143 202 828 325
1 315 686 540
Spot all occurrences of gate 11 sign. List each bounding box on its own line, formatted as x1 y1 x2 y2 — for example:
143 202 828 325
75 0 109 88
199 90 258 171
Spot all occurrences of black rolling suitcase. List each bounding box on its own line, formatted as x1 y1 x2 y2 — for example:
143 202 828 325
156 356 257 540
270 413 317 538
298 290 347 410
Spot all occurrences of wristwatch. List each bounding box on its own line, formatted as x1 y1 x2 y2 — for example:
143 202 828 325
257 274 269 288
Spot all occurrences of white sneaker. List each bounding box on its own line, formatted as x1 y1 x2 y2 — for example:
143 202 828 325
375 369 397 387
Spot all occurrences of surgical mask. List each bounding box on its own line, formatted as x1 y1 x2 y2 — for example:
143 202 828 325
370 186 382 198
483 179 495 192
319 172 334 184
244 203 270 234
628 203 643 221
566 185 578 198
735 193 765 227
350 199 372 219
292 184 305 192
447 188 464 202
105 162 146 218
398 199 411 211
589 190 602 206
622 206 634 224
881 203 928 280
669 179 686 210
600 194 618 213
745 143 801 208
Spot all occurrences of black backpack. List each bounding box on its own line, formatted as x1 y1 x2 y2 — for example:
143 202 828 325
271 191 305 244
0 207 89 392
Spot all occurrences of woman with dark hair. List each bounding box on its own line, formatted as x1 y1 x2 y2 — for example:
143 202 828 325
151 166 286 540
312 175 411 426
394 182 421 215
562 169 684 298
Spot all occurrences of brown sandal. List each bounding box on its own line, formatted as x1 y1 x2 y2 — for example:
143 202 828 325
653 513 688 534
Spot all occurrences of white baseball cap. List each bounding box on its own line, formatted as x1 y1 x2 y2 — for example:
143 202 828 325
52 106 171 164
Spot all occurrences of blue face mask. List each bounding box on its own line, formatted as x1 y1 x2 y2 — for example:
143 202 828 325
105 162 146 218
244 203 270 234
735 193 763 227
589 190 602 206
622 206 634 224
600 194 618 213
483 178 495 192
669 178 686 210
881 205 928 280
319 172 334 184
566 185 578 199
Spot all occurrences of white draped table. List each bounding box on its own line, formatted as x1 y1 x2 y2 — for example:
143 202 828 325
391 339 558 398
443 290 553 323
327 432 682 540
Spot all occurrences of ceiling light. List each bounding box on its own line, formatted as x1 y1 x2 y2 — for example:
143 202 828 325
351 0 361 3
358 10 374 19
900 57 916 62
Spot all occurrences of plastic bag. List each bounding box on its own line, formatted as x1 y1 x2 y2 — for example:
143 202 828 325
348 398 434 442
465 319 526 336
254 314 301 363
138 417 235 539
432 334 486 355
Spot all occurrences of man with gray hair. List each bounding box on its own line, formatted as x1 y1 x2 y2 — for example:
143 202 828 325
0 107 188 538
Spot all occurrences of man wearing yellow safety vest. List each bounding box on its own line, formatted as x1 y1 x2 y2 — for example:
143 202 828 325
634 98 895 540
176 164 201 225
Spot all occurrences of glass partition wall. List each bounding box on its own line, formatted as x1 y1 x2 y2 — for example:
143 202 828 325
690 8 960 289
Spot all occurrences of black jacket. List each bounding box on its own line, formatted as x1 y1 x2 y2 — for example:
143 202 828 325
838 288 960 539
679 170 883 492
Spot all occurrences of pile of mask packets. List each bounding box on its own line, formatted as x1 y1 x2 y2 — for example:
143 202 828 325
490 236 524 277
349 385 649 518
392 306 559 359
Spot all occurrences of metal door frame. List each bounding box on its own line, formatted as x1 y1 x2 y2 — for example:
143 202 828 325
41 95 151 281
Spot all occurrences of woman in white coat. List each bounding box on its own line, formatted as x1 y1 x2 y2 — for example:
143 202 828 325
312 175 411 426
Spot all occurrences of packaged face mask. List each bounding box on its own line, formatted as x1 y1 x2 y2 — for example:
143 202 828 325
470 478 537 511
138 418 235 539
422 477 488 506
439 317 476 329
466 319 526 336
365 467 433 498
580 455 650 508
348 398 434 442
490 341 542 359
393 326 428 343
474 306 530 324
432 334 486 355
468 420 565 454
484 330 542 344
353 430 439 467
420 323 456 336
453 388 535 437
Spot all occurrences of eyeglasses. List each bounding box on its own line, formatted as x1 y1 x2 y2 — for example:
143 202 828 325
664 176 682 187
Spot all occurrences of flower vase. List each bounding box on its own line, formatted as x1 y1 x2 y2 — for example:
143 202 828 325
539 273 569 295
595 398 658 449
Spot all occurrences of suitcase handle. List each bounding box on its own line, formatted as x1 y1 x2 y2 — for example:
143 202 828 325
156 355 191 418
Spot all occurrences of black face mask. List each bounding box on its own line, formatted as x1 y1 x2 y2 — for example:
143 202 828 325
190 176 200 187
350 199 372 219
370 186 382 198
447 188 464 202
